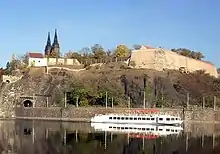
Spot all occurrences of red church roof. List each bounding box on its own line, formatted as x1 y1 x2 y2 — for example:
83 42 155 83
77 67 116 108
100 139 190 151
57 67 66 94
28 52 44 58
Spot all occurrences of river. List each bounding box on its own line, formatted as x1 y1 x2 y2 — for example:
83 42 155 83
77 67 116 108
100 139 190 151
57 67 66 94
0 120 219 153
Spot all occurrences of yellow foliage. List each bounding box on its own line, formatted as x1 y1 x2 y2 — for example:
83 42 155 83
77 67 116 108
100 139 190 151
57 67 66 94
115 45 130 57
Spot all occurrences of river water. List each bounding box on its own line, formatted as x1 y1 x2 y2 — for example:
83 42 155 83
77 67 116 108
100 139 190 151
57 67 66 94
0 120 219 154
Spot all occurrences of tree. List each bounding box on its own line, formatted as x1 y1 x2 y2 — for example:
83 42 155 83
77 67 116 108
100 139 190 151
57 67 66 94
65 51 81 59
171 48 205 60
49 51 60 58
79 47 91 57
133 44 141 50
114 45 130 57
217 68 220 73
91 44 106 59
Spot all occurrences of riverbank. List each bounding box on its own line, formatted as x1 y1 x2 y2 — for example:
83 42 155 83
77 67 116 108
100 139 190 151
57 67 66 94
15 107 220 122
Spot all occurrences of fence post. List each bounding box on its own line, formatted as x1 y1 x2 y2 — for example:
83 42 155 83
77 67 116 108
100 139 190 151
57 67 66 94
64 92 67 108
128 96 131 109
214 96 216 111
105 91 108 108
76 97 79 108
202 96 205 110
111 97 114 108
143 91 146 109
186 93 189 109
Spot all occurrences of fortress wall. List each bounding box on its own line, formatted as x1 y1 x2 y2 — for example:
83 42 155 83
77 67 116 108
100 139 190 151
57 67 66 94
130 48 218 77
130 49 155 69
46 58 80 66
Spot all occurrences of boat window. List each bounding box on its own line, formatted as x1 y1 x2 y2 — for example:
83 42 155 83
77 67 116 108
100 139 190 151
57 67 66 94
146 128 150 131
151 118 154 120
125 117 129 120
121 127 124 129
142 118 146 120
175 130 177 132
134 118 137 120
159 118 163 121
130 117 133 120
109 117 112 120
138 118 141 120
166 129 170 131
134 127 137 129
113 127 116 129
121 117 125 120
117 117 120 120
159 129 162 131
166 118 170 121
109 126 112 128
151 128 154 131
171 118 174 120
117 127 120 129
125 127 128 129
138 128 141 130
113 117 116 119
142 128 145 130
176 118 178 120
146 118 150 120
171 129 174 132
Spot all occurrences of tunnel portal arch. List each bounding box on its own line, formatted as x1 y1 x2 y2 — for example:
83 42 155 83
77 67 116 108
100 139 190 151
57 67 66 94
23 99 33 107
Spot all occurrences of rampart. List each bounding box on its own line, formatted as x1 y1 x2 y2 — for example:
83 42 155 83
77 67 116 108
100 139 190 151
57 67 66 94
46 57 81 66
130 48 218 77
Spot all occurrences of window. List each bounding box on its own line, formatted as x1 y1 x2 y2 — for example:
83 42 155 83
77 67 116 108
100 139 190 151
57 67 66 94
130 117 133 120
138 118 141 120
159 118 163 121
142 118 146 120
142 128 145 130
171 118 174 120
146 128 150 131
151 128 154 131
147 118 150 120
109 117 112 119
166 118 170 121
171 129 174 132
134 118 137 120
125 127 128 129
125 117 129 120
109 126 112 128
159 129 162 131
151 118 155 120
113 117 116 119
117 117 120 120
176 118 178 120
121 117 124 120
166 129 170 131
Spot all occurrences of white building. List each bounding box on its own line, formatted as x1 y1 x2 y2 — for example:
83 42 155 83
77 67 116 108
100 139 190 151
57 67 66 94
28 52 47 67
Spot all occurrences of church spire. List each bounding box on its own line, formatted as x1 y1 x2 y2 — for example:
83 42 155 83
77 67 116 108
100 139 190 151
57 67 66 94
44 32 51 55
52 29 59 48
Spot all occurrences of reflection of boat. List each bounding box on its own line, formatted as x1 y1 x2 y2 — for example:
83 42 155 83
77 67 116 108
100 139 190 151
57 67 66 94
91 123 183 136
91 111 183 125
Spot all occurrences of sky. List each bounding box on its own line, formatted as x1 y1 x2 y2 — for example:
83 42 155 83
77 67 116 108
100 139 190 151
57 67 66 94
0 0 220 68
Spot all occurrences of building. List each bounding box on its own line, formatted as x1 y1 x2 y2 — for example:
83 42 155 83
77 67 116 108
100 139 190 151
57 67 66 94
28 53 46 67
44 29 60 57
130 45 218 78
0 68 3 82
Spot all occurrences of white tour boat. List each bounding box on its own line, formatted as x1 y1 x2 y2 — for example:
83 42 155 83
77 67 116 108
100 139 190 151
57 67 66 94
91 110 183 125
91 122 183 136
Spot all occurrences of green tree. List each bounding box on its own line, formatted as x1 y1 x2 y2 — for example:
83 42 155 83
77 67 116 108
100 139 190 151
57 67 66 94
115 45 130 57
91 44 106 59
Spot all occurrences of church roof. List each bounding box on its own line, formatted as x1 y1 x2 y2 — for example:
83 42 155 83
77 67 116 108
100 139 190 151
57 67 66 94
28 52 44 58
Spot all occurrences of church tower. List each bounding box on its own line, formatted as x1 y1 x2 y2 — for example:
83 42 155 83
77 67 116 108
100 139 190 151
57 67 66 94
51 29 60 57
44 32 51 56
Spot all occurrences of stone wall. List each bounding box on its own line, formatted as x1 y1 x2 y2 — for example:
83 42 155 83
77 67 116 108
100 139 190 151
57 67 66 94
15 107 220 122
46 58 80 66
130 48 218 77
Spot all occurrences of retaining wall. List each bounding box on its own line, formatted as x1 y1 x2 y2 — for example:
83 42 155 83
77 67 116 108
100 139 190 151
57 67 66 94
15 107 220 122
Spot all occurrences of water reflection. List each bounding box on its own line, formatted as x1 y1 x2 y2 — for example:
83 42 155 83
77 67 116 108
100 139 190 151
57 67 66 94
0 120 219 153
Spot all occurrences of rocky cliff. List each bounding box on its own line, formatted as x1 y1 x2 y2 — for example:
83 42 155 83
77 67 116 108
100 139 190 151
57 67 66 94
1 62 220 118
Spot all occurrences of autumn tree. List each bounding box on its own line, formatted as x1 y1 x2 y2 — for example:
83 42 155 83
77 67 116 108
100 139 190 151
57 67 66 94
114 45 130 57
171 48 205 60
91 44 106 59
79 47 91 57
48 50 60 58
65 51 81 59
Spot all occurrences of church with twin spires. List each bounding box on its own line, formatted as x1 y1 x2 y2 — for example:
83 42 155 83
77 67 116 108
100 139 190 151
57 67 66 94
44 29 60 57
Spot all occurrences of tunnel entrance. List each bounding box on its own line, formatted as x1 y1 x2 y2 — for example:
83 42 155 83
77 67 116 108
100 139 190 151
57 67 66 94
23 100 33 107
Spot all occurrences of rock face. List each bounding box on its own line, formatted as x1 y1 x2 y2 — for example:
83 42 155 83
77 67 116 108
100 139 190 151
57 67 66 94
0 73 70 118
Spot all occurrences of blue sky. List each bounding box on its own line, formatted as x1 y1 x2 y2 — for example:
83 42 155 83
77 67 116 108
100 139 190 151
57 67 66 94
0 0 220 68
